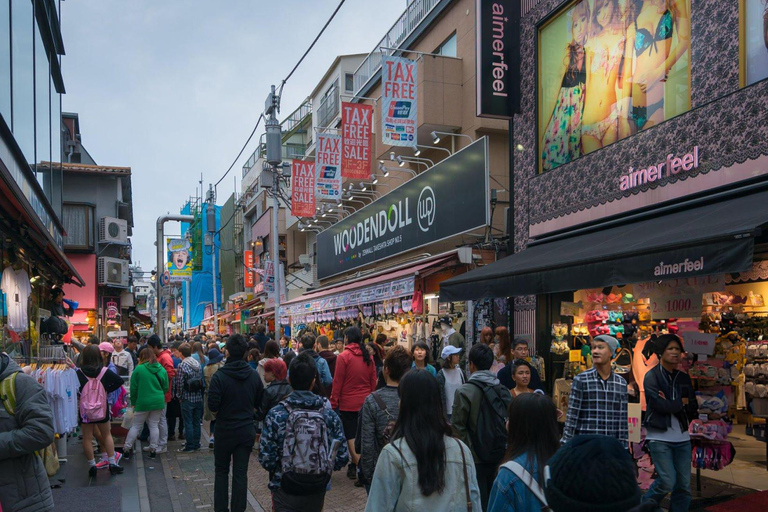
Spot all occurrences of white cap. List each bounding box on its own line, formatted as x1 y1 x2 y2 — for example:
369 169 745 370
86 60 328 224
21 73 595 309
441 345 462 359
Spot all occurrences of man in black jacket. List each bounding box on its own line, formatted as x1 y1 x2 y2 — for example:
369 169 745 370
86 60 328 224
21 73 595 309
642 334 698 512
207 334 264 512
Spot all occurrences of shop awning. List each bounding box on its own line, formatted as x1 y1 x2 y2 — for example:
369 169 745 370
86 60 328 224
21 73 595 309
440 190 768 301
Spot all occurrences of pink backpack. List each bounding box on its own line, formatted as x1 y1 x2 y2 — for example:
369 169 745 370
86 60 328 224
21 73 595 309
80 368 108 422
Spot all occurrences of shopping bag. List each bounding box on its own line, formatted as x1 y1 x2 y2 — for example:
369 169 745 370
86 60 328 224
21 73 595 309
121 406 135 430
39 442 59 477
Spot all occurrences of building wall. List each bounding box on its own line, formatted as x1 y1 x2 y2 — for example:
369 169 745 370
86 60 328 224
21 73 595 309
220 194 237 301
181 202 222 328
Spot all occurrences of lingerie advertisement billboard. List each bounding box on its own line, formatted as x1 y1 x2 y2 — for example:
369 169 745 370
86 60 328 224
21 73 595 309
316 138 489 280
538 0 691 173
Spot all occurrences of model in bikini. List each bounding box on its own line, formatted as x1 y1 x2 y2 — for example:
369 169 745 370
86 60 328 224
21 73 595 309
581 0 626 154
621 0 690 136
540 0 589 171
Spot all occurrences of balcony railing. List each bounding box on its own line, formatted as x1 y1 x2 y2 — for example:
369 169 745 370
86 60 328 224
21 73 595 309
283 100 312 135
316 84 340 130
352 0 441 96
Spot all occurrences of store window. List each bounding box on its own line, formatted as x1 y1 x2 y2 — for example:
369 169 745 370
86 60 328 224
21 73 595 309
538 0 691 173
0 0 10 124
62 203 95 251
741 0 768 86
435 33 457 57
11 0 35 164
51 76 61 164
344 72 354 93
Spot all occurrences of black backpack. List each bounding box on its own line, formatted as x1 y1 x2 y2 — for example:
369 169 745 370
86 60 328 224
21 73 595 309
467 381 509 464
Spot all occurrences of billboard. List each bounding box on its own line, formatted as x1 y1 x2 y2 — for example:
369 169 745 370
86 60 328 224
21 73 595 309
291 159 316 217
538 0 691 173
316 138 489 279
315 133 343 200
382 56 417 146
167 238 192 282
476 0 521 119
342 102 374 179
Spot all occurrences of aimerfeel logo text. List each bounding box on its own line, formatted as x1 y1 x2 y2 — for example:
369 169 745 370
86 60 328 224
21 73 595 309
654 257 704 277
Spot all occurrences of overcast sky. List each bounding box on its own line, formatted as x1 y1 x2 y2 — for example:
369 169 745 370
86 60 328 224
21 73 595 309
61 0 404 270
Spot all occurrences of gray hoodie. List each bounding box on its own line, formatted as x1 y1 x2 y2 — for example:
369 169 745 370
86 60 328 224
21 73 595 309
0 353 55 512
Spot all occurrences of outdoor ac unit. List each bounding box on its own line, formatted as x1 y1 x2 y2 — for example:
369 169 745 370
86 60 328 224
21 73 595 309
98 257 130 288
99 217 128 244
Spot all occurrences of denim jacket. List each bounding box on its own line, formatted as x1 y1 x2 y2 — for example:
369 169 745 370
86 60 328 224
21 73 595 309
487 453 544 512
365 436 481 512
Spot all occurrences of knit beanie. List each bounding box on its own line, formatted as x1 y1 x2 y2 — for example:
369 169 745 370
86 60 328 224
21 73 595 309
593 334 620 357
654 333 684 356
545 435 641 512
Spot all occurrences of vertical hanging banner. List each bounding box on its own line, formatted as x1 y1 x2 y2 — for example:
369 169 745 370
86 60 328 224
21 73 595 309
476 0 521 119
244 250 255 289
291 159 316 216
342 102 373 179
167 238 193 282
315 133 343 200
264 260 275 294
382 56 417 146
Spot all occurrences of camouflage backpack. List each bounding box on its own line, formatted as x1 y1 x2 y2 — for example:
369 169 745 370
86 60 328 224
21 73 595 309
279 401 333 496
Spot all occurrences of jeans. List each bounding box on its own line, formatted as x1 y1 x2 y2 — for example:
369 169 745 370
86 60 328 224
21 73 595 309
181 400 203 450
124 410 163 451
643 440 692 512
167 398 183 436
475 462 497 512
158 403 168 448
213 435 254 512
271 488 325 512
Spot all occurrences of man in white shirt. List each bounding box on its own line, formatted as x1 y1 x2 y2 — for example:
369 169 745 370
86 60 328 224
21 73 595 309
112 339 134 377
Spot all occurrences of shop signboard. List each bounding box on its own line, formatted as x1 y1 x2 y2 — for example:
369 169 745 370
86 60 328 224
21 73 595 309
317 138 490 279
342 102 373 179
681 331 717 356
650 293 702 320
291 160 316 216
281 276 415 316
167 238 192 282
476 0 521 119
244 250 255 289
264 260 275 294
103 296 121 323
315 134 343 200
382 56 417 146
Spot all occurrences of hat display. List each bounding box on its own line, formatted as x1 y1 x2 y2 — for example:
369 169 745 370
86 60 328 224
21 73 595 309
440 345 462 359
98 342 114 354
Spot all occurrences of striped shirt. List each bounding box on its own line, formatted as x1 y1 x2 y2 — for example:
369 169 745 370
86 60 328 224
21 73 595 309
561 367 629 448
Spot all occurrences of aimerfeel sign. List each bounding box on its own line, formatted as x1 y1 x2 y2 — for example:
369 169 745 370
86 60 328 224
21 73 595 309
316 138 490 280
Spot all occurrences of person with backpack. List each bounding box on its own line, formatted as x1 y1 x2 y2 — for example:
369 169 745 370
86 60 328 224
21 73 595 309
359 346 412 493
365 369 481 511
436 345 465 423
203 348 225 449
255 358 292 422
330 326 377 482
487 393 560 511
123 347 168 459
0 351 56 512
298 333 333 390
452 343 512 511
75 344 125 476
258 353 349 512
207 334 264 512
175 342 205 452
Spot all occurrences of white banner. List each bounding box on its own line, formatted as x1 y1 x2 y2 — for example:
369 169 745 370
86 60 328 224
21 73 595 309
316 133 343 200
382 56 417 147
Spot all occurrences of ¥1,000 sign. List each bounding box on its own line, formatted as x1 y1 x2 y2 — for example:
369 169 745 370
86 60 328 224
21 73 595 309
316 138 489 280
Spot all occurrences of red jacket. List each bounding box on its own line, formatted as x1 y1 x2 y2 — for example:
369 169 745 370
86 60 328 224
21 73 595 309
330 343 377 412
157 349 176 402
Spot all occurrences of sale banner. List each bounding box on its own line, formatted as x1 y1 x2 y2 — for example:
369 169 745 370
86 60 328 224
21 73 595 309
342 102 373 179
382 56 417 147
650 293 702 319
244 250 254 289
291 159 316 217
315 133 343 200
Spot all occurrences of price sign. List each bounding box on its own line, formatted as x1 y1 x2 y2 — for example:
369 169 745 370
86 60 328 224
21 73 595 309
650 293 701 319
680 331 716 356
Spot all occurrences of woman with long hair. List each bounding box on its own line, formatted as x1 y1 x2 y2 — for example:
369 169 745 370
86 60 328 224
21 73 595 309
76 345 125 476
366 369 481 511
480 327 494 346
331 326 377 484
495 326 513 366
257 340 281 386
436 346 465 423
123 347 168 459
487 393 560 511
411 341 436 376
191 341 208 368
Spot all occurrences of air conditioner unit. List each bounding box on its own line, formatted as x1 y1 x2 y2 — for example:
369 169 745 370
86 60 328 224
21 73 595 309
99 217 128 244
98 257 130 288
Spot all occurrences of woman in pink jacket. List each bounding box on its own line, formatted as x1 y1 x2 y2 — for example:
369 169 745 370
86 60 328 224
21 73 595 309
331 325 377 483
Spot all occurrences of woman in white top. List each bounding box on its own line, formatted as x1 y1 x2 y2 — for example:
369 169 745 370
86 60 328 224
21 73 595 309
436 345 465 423
366 368 481 512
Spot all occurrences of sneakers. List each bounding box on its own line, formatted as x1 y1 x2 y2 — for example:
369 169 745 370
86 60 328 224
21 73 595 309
178 433 185 440
155 446 168 454
121 449 132 461
354 478 365 488
114 452 123 465
149 450 156 459
95 459 109 469
177 447 199 453
209 437 214 449
109 464 124 475
347 463 357 480
166 435 176 442
88 466 97 478
142 446 153 452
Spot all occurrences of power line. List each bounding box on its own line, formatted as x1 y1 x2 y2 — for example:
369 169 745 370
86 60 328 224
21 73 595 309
214 113 264 188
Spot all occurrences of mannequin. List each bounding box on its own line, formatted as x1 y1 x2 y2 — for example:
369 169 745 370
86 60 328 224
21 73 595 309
438 316 465 366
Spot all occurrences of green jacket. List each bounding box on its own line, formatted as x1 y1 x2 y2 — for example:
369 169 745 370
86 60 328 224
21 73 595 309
130 362 168 412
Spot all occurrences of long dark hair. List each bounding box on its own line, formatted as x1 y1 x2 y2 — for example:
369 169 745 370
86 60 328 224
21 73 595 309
344 326 371 365
502 393 560 483
79 344 103 370
393 369 453 496
264 340 280 359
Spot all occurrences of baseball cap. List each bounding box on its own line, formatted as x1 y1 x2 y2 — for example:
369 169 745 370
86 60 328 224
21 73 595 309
98 342 114 354
441 345 462 359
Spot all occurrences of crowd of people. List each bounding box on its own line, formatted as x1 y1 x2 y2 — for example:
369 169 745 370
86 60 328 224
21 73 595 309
0 325 697 512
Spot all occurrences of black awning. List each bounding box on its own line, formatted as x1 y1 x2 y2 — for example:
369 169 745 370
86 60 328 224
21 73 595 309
439 190 768 301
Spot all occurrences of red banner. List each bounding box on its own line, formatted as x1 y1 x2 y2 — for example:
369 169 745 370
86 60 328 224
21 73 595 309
244 250 254 289
342 102 373 179
291 159 316 217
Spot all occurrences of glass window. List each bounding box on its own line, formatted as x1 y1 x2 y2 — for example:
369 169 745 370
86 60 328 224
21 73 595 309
743 0 768 86
11 0 35 164
436 33 457 57
50 75 61 163
35 21 50 169
0 0 10 124
345 73 354 92
62 203 95 250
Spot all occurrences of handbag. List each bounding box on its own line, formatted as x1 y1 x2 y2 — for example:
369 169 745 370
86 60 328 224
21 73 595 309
457 439 473 511
612 347 633 375
39 442 60 477
121 406 135 430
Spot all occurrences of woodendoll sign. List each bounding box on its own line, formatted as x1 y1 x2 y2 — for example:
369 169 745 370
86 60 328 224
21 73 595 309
476 0 521 119
316 138 490 280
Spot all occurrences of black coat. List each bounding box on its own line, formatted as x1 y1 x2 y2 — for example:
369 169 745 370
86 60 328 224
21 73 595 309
643 364 698 432
207 359 264 441
255 379 292 422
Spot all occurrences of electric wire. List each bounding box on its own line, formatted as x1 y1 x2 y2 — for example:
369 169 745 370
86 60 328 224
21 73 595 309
214 113 265 188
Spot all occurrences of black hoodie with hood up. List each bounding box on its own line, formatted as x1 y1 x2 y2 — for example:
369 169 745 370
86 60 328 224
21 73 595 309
207 358 264 440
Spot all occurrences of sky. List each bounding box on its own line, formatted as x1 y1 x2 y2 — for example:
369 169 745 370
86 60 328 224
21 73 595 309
60 0 405 271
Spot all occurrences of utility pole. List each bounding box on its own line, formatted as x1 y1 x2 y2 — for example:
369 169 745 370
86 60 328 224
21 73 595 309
265 85 283 337
156 214 194 343
206 185 218 335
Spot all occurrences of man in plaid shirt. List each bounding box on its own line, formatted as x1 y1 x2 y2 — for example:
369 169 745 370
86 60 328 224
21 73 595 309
562 335 629 448
174 343 205 452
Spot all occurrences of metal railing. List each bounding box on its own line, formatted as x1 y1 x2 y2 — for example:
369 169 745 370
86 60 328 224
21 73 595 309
283 100 312 134
316 83 340 129
352 0 441 96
